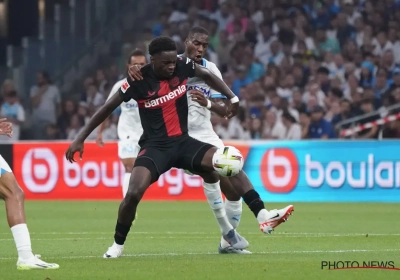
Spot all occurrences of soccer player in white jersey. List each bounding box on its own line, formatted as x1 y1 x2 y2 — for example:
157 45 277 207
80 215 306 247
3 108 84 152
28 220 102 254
128 27 294 255
0 119 59 270
96 49 146 197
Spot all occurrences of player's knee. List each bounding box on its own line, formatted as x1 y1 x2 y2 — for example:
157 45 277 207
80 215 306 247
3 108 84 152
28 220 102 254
5 184 24 201
200 171 219 184
124 188 142 205
198 146 218 172
124 180 146 205
124 164 134 173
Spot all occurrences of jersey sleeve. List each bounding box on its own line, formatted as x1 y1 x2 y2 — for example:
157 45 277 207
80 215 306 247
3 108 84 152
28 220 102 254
118 78 138 102
208 63 226 99
107 81 123 102
177 56 196 78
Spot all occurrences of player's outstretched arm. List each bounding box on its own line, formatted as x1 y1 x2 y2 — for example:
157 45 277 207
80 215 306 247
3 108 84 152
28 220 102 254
65 94 123 162
190 90 229 118
194 65 239 118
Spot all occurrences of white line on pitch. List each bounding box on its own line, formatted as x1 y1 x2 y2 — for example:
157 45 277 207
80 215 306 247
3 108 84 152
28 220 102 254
0 232 399 237
0 233 397 242
0 249 399 261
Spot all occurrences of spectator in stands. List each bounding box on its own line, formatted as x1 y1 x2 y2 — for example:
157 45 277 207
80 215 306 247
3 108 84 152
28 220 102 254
1 79 16 98
30 71 61 140
309 105 336 139
262 110 286 139
0 90 25 141
43 0 400 140
66 114 85 140
101 117 118 140
355 99 380 139
44 124 61 140
85 84 104 112
282 111 302 140
95 70 109 95
57 99 77 139
249 116 263 139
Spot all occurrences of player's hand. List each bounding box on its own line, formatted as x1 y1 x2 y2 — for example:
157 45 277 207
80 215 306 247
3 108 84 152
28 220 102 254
0 118 12 137
128 65 143 81
226 102 239 119
65 140 84 163
190 90 208 107
96 133 104 147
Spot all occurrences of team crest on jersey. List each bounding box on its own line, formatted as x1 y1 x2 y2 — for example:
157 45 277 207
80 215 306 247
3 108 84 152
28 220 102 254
121 79 130 93
169 77 180 88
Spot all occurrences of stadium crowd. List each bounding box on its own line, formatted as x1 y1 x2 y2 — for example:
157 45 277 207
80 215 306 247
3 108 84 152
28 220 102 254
2 0 400 141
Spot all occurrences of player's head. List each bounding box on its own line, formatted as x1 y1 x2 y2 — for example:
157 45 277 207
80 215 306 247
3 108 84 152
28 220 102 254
185 26 209 64
149 36 178 78
127 49 147 68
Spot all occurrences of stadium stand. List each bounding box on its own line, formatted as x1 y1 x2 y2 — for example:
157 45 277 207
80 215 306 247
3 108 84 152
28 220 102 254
1 0 400 140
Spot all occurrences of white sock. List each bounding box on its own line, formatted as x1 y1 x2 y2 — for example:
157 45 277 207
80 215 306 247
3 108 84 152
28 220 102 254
220 199 242 248
203 181 233 235
122 173 130 198
11 223 34 260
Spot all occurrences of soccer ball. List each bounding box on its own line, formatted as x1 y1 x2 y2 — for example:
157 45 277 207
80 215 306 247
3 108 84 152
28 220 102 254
212 146 244 177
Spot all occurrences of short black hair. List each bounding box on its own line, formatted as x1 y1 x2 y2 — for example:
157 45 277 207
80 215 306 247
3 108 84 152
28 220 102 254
188 26 209 39
148 36 177 56
127 49 146 63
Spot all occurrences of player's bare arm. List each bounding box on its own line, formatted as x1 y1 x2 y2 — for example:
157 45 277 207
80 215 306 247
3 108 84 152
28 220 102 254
190 90 229 118
193 65 239 118
65 93 123 162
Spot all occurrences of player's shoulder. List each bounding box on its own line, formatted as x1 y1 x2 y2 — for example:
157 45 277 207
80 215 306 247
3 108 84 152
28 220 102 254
201 59 220 73
176 55 195 66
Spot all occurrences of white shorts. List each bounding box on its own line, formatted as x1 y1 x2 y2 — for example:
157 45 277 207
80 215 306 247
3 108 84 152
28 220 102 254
190 133 225 149
118 140 140 159
0 155 12 176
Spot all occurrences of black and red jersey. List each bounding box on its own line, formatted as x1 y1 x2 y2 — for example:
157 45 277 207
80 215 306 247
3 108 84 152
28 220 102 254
118 56 196 148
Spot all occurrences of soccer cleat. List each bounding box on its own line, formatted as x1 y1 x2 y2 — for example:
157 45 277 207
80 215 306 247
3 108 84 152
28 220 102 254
218 244 252 254
222 229 249 250
16 254 59 270
259 205 294 234
103 243 124 258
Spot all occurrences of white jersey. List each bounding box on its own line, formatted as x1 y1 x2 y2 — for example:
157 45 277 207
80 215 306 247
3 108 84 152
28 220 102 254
186 58 226 136
107 79 143 143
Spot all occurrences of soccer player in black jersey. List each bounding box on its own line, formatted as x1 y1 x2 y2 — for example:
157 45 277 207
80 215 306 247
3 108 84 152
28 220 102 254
66 37 249 257
128 27 295 255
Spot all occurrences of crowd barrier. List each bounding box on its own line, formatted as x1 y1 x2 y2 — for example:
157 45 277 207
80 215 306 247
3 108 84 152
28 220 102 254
2 140 400 202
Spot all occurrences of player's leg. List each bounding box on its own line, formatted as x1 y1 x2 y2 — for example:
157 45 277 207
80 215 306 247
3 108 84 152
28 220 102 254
104 147 168 258
199 148 294 234
192 136 249 253
118 141 140 197
0 156 58 270
228 171 294 234
176 138 248 250
218 176 251 254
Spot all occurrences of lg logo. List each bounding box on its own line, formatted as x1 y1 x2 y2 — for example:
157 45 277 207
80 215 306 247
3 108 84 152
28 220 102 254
22 148 59 193
261 148 299 193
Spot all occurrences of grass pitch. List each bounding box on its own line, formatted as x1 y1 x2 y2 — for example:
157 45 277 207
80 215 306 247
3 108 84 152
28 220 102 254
1 201 400 280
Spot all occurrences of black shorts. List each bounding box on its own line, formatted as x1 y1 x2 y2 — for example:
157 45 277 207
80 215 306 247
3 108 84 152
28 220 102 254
134 136 215 183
